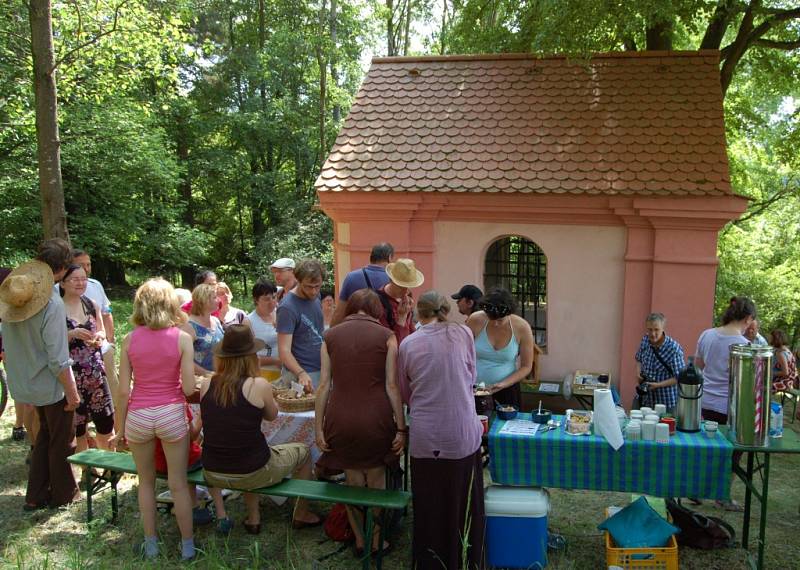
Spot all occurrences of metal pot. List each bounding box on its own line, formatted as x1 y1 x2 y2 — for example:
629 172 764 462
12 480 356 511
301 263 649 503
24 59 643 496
729 344 773 447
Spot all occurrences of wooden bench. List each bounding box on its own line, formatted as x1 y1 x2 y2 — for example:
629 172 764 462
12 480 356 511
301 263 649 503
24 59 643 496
68 449 410 569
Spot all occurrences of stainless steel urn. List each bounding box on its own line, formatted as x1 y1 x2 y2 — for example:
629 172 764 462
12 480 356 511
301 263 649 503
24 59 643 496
676 356 703 433
729 344 773 447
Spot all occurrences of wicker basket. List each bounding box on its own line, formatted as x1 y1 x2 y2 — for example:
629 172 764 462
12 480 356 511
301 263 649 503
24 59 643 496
276 392 316 413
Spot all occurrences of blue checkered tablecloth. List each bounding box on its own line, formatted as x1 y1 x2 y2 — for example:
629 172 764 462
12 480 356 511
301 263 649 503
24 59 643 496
489 413 733 500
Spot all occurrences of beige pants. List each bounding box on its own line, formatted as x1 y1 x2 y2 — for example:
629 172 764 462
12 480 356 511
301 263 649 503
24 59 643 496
204 443 310 490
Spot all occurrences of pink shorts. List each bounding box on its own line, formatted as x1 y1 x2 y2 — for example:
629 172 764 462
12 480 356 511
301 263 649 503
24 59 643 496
125 403 188 444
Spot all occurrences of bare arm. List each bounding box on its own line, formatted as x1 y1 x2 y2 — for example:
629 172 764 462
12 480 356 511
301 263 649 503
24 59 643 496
91 300 106 345
111 334 133 442
259 377 279 421
489 317 534 394
330 301 348 327
314 342 332 452
278 332 312 391
384 335 406 455
465 311 487 338
774 350 790 379
102 312 115 344
178 330 197 396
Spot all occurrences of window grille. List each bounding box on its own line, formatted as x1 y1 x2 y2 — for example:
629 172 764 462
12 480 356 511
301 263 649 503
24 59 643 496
483 236 547 347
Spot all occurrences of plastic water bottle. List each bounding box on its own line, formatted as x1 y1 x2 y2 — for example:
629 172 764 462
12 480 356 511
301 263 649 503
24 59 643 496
769 402 783 438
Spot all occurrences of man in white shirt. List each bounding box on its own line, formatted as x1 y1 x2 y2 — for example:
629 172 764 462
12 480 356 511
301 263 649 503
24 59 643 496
71 249 118 405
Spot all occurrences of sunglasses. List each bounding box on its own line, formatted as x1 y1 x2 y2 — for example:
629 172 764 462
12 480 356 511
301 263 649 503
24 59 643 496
479 303 512 318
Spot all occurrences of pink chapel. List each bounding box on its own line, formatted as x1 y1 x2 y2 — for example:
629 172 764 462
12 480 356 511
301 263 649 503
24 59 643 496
315 51 747 405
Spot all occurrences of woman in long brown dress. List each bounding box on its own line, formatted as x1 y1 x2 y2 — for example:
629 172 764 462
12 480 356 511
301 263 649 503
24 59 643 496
315 289 406 558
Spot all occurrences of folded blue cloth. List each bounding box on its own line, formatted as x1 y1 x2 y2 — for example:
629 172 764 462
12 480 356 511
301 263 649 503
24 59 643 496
598 496 679 548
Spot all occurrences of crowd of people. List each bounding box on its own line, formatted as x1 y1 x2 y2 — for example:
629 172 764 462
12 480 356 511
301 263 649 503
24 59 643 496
1 238 798 566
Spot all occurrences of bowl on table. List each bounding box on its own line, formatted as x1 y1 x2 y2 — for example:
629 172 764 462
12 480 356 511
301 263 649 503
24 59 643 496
496 405 518 421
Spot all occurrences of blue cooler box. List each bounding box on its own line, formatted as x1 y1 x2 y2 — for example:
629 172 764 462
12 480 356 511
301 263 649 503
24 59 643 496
485 486 550 569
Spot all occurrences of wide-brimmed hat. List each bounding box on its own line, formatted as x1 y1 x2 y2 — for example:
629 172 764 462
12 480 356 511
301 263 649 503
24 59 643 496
270 257 295 270
0 260 53 323
213 324 266 357
385 258 424 288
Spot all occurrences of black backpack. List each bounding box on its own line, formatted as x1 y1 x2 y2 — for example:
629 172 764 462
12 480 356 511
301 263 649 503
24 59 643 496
666 499 736 550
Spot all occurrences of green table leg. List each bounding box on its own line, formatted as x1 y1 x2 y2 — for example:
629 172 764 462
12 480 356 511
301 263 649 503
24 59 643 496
111 472 119 524
756 453 770 570
742 451 754 548
363 508 373 570
85 469 93 523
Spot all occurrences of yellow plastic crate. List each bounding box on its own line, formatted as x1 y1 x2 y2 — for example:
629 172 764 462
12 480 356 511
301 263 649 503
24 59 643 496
604 508 678 570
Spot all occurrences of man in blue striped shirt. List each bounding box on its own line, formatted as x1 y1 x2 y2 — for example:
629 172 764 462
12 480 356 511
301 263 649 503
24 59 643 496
634 313 686 411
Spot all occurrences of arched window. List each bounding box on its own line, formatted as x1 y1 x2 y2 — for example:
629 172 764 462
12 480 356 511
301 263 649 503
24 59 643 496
484 236 547 347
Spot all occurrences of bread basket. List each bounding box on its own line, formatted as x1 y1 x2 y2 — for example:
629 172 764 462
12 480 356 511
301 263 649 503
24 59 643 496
275 391 316 413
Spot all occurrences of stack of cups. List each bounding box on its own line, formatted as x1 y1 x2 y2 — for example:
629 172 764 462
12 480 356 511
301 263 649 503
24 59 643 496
626 421 641 441
654 404 667 418
655 423 670 444
630 410 643 422
640 407 653 417
705 420 718 438
642 419 658 441
645 413 660 425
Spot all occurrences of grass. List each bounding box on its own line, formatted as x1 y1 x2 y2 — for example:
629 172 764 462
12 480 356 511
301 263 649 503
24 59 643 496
4 409 799 569
1 291 799 568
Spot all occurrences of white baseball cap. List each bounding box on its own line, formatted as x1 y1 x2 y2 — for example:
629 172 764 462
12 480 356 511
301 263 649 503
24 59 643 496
270 257 295 269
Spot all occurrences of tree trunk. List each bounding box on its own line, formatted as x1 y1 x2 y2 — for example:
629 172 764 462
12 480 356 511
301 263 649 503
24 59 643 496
29 0 68 241
387 0 396 55
176 115 194 288
330 0 341 123
645 19 673 51
700 0 737 50
317 0 327 168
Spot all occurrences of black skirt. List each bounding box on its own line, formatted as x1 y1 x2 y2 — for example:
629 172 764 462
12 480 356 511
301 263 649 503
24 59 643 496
411 450 486 570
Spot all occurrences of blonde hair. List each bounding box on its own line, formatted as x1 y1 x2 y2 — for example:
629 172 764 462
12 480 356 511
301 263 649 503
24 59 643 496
217 281 232 295
416 290 450 322
131 278 187 329
210 354 261 408
191 283 217 315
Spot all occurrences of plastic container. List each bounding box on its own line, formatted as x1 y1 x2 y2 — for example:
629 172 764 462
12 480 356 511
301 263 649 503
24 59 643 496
605 527 679 570
485 486 550 569
769 402 783 438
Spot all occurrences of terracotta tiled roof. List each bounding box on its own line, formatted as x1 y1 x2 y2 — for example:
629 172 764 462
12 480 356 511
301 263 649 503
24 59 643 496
316 51 732 196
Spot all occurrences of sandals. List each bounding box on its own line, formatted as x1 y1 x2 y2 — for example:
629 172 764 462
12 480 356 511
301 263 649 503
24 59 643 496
716 499 744 512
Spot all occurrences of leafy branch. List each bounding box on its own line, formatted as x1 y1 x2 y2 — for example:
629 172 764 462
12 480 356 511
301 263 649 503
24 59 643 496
52 0 131 73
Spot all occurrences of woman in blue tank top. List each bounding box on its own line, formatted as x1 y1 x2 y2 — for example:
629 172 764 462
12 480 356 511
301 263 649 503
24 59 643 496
467 287 537 409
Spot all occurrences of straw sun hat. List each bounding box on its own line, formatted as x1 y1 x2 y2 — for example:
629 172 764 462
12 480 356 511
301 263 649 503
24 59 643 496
385 258 425 289
0 260 54 323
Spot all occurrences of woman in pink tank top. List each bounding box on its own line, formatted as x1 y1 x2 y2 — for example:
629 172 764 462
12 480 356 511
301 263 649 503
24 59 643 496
111 278 199 560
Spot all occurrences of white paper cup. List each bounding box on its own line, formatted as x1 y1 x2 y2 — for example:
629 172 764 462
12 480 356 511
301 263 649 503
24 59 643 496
626 425 641 441
654 404 667 418
645 414 660 423
705 421 718 438
640 407 653 416
642 420 657 441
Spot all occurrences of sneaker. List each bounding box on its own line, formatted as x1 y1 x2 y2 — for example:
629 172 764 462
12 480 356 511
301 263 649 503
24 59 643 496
12 427 27 441
192 506 213 526
216 517 234 536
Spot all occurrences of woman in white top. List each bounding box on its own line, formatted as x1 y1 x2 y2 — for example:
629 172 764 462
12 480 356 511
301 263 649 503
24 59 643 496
247 279 281 380
694 295 756 512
